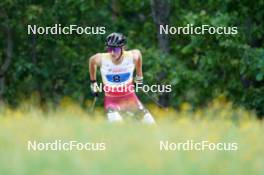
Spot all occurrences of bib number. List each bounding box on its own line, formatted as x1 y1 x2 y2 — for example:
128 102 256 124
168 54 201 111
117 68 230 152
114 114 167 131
106 73 130 83
113 75 121 82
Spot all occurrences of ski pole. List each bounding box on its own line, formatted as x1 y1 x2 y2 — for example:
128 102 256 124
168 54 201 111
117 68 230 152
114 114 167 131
140 89 166 108
90 96 98 113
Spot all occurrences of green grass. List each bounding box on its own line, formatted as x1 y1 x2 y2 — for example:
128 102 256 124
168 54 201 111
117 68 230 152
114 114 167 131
0 99 264 175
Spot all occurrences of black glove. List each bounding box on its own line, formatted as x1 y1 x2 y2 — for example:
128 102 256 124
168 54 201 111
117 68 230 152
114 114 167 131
90 80 100 97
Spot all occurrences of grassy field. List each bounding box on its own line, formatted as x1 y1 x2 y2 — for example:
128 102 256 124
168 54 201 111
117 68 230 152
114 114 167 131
0 97 264 175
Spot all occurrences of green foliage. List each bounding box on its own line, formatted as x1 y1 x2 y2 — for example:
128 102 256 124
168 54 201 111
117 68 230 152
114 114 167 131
0 0 263 117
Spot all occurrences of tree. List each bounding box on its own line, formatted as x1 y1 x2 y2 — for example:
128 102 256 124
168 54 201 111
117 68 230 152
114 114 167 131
151 0 171 107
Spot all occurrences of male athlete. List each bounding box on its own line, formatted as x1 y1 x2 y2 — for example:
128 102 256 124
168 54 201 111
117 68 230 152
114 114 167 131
89 32 155 124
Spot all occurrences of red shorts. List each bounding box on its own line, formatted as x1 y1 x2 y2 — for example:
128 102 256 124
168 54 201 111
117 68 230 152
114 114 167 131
104 92 143 111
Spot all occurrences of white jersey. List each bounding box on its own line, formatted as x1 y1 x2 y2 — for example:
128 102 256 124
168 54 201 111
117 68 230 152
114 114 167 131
100 51 135 96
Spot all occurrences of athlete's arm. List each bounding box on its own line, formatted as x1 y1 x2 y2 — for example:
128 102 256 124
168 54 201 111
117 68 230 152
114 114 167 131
89 53 101 81
132 49 143 77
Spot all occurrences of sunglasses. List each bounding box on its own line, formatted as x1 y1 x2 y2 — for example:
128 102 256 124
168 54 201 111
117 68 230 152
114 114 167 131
107 47 122 53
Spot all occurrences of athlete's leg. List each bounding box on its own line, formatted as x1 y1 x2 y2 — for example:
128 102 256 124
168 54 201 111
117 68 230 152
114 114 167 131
126 93 156 124
106 108 123 122
141 109 155 124
104 96 123 122
136 104 155 124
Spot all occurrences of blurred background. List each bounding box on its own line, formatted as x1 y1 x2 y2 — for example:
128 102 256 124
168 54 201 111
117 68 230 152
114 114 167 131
0 0 263 118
